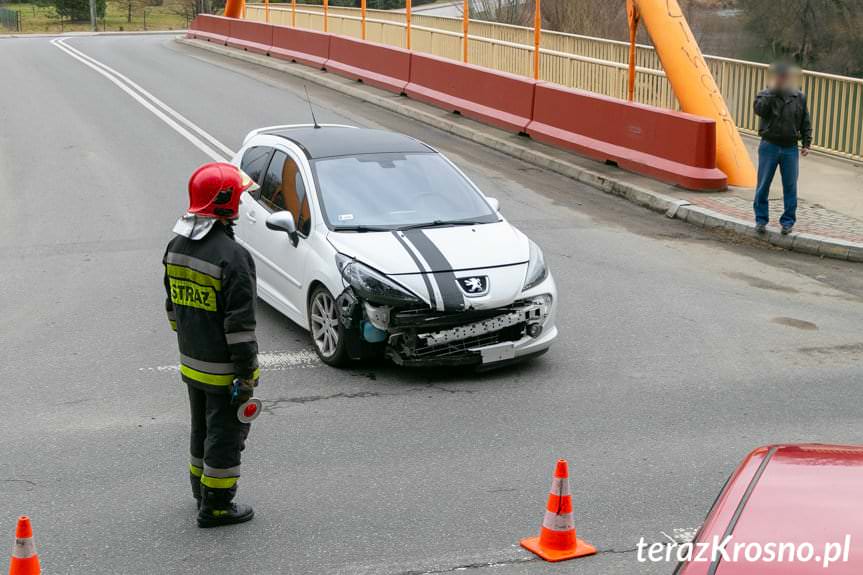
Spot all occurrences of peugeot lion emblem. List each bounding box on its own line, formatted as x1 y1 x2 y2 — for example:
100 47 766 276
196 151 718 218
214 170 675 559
458 276 489 297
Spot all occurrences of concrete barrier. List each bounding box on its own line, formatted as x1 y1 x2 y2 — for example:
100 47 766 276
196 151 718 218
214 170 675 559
527 83 727 191
326 36 411 94
227 19 273 55
406 53 536 133
190 14 231 45
270 25 330 68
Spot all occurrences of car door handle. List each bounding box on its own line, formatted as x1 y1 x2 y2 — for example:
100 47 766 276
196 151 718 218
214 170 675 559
247 211 257 223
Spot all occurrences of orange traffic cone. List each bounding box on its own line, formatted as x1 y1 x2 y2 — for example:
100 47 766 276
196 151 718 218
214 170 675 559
520 459 597 562
8 516 40 575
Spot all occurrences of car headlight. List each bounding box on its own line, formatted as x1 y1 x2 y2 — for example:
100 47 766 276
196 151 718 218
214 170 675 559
523 240 548 291
337 254 423 306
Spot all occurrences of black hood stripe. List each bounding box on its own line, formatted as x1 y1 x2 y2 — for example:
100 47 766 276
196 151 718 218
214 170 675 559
402 229 465 311
392 231 437 310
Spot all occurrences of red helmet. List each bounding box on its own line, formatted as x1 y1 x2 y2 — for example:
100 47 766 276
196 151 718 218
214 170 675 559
187 163 258 219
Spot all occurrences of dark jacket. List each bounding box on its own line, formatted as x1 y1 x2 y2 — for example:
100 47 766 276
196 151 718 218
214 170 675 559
754 89 812 149
163 223 259 394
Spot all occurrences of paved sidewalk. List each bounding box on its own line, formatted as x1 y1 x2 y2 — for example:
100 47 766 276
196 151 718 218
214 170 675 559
675 139 863 245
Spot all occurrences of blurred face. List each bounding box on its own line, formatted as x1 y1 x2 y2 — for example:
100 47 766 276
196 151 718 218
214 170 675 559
770 65 799 92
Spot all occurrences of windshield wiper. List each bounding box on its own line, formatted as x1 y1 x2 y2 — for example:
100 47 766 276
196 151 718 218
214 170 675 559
332 225 393 233
396 220 486 231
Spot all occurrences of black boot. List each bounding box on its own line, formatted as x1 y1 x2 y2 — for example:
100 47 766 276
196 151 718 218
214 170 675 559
197 486 254 528
190 473 202 509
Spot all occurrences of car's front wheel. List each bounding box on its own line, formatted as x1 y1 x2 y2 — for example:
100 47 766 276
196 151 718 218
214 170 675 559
309 285 349 367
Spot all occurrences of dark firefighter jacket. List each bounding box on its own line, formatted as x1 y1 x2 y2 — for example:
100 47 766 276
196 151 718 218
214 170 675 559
163 223 259 393
754 89 813 149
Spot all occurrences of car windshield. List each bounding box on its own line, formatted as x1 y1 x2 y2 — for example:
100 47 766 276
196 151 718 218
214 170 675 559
311 152 499 230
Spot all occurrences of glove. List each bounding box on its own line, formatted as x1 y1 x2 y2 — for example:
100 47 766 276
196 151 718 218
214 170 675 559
231 378 258 405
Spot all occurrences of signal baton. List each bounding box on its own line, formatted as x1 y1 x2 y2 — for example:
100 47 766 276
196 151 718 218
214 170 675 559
231 379 262 423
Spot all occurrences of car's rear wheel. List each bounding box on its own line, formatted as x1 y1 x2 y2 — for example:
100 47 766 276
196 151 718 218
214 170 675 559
309 285 349 367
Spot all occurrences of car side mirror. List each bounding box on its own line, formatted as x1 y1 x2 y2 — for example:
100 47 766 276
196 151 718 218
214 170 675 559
266 211 299 247
486 197 500 212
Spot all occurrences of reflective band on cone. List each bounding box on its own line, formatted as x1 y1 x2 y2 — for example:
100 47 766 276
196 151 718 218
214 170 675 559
9 516 40 575
520 459 596 562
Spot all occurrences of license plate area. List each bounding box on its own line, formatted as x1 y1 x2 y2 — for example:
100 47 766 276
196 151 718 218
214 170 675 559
471 342 516 364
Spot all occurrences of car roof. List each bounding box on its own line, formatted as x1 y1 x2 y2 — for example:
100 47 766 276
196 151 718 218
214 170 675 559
260 126 434 159
681 444 863 575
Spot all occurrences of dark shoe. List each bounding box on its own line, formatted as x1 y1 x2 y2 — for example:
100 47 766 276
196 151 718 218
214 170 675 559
755 223 767 234
197 503 254 528
781 225 794 235
197 485 254 528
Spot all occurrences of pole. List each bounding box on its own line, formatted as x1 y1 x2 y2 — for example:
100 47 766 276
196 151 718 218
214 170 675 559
533 0 541 80
88 0 97 31
323 0 328 33
462 0 468 63
626 0 639 101
361 0 366 40
291 0 296 27
405 0 411 50
264 0 269 23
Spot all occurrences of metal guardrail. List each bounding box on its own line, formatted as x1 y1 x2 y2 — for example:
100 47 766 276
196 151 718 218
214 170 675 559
246 4 863 161
0 7 21 32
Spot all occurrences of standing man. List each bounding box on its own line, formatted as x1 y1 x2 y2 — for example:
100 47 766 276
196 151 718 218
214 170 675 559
163 162 261 528
753 62 812 235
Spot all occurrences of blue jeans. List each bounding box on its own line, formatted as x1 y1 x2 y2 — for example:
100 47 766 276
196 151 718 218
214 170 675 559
753 140 799 227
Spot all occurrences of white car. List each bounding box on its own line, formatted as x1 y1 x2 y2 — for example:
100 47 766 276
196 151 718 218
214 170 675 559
232 124 557 368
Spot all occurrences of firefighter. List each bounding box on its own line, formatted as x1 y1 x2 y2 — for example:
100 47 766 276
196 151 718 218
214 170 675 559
163 162 260 528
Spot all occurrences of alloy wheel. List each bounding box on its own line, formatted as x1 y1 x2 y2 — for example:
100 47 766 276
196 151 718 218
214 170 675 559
310 290 340 358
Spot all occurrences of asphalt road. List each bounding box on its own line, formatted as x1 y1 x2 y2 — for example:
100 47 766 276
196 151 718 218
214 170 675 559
1 34 862 575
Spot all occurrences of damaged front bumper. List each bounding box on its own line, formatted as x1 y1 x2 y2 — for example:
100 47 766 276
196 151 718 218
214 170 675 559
338 288 557 367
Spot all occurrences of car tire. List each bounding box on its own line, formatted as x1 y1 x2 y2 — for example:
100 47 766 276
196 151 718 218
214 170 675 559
308 285 350 367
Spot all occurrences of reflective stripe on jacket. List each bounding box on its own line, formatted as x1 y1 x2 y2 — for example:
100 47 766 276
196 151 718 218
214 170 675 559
163 223 259 393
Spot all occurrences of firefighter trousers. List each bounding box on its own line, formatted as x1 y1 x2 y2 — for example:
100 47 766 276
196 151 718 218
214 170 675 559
187 385 250 503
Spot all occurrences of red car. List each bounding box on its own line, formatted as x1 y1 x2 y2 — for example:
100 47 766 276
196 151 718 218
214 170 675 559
676 444 863 574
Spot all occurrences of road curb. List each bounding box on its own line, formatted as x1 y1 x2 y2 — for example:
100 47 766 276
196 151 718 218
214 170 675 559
177 37 862 263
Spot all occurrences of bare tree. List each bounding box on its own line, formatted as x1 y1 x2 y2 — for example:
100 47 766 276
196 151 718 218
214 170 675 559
467 0 530 26
740 0 862 74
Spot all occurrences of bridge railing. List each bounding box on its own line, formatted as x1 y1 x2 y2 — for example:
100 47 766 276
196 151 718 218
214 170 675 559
245 3 862 161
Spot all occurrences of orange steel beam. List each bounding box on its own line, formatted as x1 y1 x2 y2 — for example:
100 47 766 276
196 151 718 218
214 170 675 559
323 0 328 32
224 0 242 19
361 0 366 39
533 0 541 80
626 0 638 101
462 0 469 62
406 0 412 49
633 0 755 187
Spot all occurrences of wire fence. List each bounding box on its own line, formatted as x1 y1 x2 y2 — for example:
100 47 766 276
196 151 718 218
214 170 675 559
245 3 863 162
0 6 21 31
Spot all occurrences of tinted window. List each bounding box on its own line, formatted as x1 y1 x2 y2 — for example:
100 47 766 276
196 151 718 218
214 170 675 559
240 146 272 186
259 151 312 236
260 151 286 212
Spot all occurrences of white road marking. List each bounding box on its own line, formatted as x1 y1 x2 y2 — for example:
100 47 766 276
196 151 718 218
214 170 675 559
50 37 235 162
139 350 321 373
